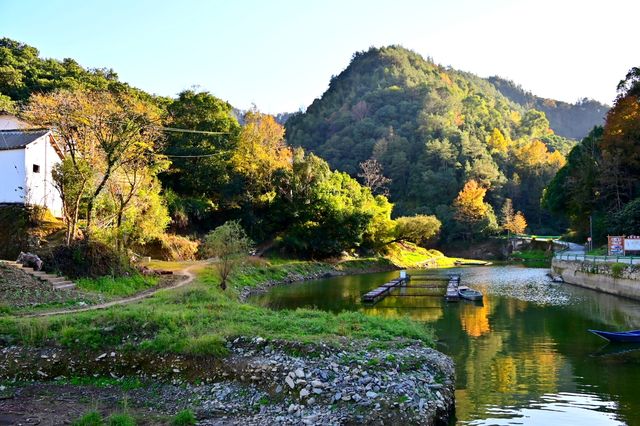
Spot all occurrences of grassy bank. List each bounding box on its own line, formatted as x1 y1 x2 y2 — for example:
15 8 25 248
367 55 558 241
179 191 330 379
510 249 552 267
0 260 434 356
75 275 159 297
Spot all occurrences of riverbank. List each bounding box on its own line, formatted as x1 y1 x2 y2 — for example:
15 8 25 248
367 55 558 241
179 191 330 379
237 243 463 301
552 258 640 301
0 256 456 424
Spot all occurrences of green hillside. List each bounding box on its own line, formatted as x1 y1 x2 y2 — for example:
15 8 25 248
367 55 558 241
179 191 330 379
285 46 573 235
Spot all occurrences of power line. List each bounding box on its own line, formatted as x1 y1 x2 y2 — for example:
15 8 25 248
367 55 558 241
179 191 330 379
159 126 231 135
161 152 225 158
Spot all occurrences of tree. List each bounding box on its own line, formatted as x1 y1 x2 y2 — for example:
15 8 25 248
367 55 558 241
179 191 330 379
393 215 442 246
487 128 509 154
51 157 91 245
358 158 391 196
25 89 164 243
202 221 253 290
501 199 515 231
510 211 528 235
453 180 496 240
232 109 292 202
161 89 240 224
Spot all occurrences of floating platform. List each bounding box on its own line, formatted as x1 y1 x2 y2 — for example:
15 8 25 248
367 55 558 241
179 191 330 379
445 274 461 302
361 273 463 304
361 277 408 303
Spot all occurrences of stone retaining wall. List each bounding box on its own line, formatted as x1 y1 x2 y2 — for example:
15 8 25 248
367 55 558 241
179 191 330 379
552 259 640 300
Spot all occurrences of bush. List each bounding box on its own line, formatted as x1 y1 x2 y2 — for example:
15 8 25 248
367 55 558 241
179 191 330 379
611 262 626 279
107 414 135 426
172 409 196 426
41 239 132 279
72 411 103 426
134 234 199 261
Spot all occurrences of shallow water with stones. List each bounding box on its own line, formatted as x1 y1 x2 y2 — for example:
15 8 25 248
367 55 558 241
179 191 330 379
250 265 640 425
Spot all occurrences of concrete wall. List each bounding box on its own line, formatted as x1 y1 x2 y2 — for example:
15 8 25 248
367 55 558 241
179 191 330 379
552 259 640 301
23 134 63 217
0 149 26 203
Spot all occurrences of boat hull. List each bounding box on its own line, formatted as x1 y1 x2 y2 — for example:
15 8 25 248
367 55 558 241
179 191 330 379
458 289 483 301
589 329 640 343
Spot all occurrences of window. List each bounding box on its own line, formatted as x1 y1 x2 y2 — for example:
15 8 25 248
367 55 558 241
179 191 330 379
33 164 40 173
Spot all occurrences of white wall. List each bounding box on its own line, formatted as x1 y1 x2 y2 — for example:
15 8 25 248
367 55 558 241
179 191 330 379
24 134 63 217
0 149 26 204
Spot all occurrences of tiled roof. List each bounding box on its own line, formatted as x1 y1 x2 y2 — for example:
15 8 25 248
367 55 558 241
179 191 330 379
0 129 50 151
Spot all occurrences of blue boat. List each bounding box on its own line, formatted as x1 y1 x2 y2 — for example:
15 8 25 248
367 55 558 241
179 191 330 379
588 329 640 343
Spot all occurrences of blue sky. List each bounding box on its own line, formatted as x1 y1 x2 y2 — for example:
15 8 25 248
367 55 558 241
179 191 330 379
1 0 638 113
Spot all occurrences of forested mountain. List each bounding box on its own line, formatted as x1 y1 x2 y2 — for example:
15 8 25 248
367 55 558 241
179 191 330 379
488 76 609 140
0 38 161 112
285 46 571 235
544 67 640 243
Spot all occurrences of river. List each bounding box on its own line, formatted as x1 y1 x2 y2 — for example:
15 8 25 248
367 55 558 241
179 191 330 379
250 265 640 425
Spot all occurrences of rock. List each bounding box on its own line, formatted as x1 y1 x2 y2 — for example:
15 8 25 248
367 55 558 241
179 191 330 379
366 391 378 398
287 404 297 414
311 380 324 388
95 353 107 361
295 368 305 378
299 388 310 398
312 387 323 394
334 392 342 401
285 376 295 389
352 394 362 402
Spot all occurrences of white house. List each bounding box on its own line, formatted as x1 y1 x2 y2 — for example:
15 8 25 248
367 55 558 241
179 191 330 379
0 127 64 217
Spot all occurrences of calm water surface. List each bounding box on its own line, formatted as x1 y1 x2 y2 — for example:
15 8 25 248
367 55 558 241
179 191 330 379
250 266 640 425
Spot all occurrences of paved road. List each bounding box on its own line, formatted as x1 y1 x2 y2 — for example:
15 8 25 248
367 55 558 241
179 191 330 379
563 242 586 255
555 241 640 264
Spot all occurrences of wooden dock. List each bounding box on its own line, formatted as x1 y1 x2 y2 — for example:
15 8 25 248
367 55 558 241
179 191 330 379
361 273 462 304
361 277 409 303
445 274 461 302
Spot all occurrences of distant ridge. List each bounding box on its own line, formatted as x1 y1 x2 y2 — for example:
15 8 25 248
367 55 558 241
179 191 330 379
487 76 608 140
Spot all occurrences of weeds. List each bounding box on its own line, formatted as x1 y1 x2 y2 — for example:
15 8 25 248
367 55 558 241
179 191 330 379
172 409 196 426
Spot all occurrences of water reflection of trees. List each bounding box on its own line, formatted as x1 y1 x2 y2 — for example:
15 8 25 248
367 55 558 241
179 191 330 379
453 296 567 421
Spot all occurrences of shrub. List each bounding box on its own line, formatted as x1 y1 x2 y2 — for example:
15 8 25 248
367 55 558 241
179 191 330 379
172 409 196 426
72 411 103 426
40 239 132 279
134 234 199 261
107 414 136 426
611 262 626 279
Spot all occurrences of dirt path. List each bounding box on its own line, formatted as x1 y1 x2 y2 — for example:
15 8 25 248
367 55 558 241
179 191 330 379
24 264 200 318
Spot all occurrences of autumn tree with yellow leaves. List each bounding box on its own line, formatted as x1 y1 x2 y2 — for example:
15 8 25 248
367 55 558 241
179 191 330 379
24 89 168 246
453 180 498 240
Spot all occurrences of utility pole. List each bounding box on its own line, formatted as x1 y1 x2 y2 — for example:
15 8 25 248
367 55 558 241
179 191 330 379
589 215 593 252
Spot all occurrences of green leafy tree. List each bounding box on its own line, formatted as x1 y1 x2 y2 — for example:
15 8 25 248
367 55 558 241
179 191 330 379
161 90 241 227
393 215 442 246
203 221 253 290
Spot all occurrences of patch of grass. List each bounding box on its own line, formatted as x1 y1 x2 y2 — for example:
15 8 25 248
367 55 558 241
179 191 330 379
107 413 136 426
611 262 626 279
511 249 552 267
63 376 143 391
587 247 607 256
0 263 434 353
72 411 103 426
172 409 196 426
384 242 444 268
76 274 158 297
